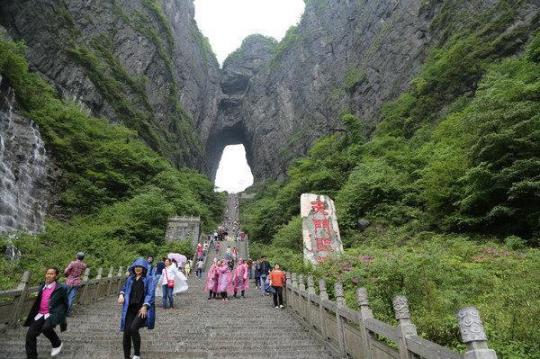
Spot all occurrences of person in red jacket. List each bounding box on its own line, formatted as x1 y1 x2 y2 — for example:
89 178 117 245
269 264 286 308
64 252 87 315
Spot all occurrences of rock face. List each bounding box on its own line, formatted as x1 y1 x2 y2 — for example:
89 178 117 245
0 0 221 169
211 0 539 180
0 76 50 234
1 0 539 233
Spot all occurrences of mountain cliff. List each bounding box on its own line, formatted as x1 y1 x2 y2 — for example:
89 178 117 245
0 0 220 169
1 0 539 233
217 0 539 179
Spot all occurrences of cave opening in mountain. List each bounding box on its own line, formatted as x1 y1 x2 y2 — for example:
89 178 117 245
214 144 254 193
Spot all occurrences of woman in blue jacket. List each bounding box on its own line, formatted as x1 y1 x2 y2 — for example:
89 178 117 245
118 258 156 359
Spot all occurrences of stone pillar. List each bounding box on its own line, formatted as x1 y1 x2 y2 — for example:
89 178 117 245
319 279 329 340
94 267 103 302
458 307 498 359
291 273 297 311
106 266 114 295
297 274 306 319
10 271 30 327
79 268 91 305
334 282 347 358
116 266 124 292
298 274 306 291
307 275 315 327
301 193 344 265
284 272 291 305
393 295 417 359
357 288 373 359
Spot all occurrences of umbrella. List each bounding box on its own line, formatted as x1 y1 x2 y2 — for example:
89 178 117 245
168 253 187 267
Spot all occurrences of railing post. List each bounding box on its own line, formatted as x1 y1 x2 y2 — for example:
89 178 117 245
298 274 305 319
458 307 498 359
284 272 291 305
79 268 91 306
357 288 373 359
94 267 103 302
291 273 297 312
393 295 417 359
10 271 31 328
319 279 329 340
106 266 114 295
298 274 305 291
335 282 347 358
116 266 123 293
307 275 315 328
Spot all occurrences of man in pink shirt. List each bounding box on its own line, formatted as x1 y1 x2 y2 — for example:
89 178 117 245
24 267 68 358
64 252 87 315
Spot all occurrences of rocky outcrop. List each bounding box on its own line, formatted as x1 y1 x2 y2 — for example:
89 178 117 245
0 75 50 234
0 0 221 170
212 0 540 180
1 0 538 234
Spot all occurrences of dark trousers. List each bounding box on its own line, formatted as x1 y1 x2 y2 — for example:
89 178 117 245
196 268 202 278
123 306 145 359
221 291 228 299
272 286 284 307
26 317 61 359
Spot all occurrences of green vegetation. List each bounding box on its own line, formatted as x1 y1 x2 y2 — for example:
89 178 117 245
343 67 366 91
242 16 540 359
0 38 225 288
272 26 301 65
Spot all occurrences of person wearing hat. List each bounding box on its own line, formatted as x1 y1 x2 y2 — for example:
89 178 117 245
118 258 156 359
63 252 87 315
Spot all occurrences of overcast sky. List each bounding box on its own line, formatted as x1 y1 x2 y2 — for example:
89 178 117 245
194 0 305 65
194 0 305 193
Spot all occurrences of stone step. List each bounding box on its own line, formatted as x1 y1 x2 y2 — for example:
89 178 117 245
0 240 334 359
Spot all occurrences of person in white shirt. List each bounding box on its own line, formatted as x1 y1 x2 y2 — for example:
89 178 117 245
155 259 188 308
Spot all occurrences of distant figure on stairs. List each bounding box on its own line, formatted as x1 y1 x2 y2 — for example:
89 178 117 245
269 264 286 309
196 258 204 278
196 243 204 260
259 256 271 296
24 267 68 359
118 258 156 359
206 258 219 299
216 260 233 302
232 258 249 298
63 251 87 316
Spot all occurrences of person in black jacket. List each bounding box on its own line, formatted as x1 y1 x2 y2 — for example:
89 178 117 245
24 267 68 359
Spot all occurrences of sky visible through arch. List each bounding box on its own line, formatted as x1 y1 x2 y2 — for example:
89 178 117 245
194 0 305 193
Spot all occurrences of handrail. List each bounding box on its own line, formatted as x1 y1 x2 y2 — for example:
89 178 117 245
0 266 129 332
284 273 498 359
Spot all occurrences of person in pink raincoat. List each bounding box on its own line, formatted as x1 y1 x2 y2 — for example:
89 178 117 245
205 258 219 300
232 258 249 298
216 260 233 302
196 243 204 260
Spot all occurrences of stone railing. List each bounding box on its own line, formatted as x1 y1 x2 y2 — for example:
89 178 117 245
285 273 497 359
0 266 129 332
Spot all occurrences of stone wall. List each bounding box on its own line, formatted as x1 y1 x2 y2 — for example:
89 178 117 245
164 216 201 247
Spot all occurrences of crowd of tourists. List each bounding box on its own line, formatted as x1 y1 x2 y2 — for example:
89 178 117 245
22 235 287 359
204 254 287 309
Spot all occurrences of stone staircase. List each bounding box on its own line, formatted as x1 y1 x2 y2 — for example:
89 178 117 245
0 244 334 359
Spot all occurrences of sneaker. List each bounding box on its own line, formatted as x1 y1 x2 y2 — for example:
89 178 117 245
51 342 63 357
132 356 141 359
275 306 279 309
279 305 284 309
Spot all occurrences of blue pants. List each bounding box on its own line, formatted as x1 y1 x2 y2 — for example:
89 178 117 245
162 285 174 308
260 276 267 294
66 286 79 314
